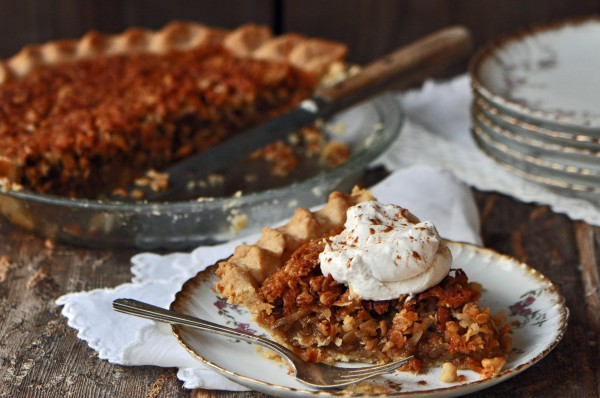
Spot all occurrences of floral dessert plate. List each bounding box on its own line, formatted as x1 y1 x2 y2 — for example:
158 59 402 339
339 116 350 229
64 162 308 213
472 123 600 193
474 95 600 150
472 109 600 177
472 124 600 200
471 16 600 132
171 241 568 397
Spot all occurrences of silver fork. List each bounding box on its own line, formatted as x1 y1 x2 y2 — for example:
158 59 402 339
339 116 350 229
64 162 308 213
112 298 413 389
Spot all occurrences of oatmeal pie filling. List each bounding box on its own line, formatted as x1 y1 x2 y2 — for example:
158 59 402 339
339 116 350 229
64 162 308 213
0 23 347 197
216 189 512 379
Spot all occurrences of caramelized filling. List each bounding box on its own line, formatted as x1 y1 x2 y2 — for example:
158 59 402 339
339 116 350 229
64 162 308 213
0 44 316 197
257 238 512 373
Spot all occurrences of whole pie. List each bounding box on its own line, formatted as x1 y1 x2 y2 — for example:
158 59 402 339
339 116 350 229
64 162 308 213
215 189 512 380
0 23 347 198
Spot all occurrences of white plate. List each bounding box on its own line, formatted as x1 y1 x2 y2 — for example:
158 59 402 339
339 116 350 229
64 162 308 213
471 16 600 131
472 122 600 192
171 242 568 397
473 108 600 174
474 94 600 150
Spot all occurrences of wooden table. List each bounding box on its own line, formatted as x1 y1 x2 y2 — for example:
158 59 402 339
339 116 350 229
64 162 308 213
0 188 598 398
0 2 599 397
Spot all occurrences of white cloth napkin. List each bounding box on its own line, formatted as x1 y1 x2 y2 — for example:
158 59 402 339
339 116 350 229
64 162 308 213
56 165 481 391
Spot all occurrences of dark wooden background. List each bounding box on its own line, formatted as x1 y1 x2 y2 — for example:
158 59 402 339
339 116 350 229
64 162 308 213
0 1 599 398
2 0 600 74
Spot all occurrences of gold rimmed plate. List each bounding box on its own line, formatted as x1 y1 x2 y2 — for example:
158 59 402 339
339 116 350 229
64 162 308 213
472 122 600 193
474 95 600 150
170 242 568 397
472 105 600 172
470 16 600 132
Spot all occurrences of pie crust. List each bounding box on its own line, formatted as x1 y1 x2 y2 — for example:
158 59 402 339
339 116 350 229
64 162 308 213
215 189 512 379
0 22 347 197
0 23 346 82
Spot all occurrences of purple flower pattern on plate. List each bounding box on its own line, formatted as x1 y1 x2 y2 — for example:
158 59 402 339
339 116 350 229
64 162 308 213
508 288 547 328
213 297 260 341
499 44 600 121
502 50 557 108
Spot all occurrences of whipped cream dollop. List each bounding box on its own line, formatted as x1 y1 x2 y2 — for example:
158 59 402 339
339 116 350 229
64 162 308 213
319 201 452 300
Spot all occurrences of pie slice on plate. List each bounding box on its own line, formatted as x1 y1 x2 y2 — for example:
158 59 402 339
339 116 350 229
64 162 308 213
215 188 512 380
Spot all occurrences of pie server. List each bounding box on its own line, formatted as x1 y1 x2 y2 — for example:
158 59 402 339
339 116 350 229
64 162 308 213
120 25 472 202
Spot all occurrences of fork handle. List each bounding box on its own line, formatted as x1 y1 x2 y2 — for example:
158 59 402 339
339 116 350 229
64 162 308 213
112 298 297 363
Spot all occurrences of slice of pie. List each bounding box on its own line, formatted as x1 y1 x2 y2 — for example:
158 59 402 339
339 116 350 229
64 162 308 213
215 188 512 380
0 23 347 198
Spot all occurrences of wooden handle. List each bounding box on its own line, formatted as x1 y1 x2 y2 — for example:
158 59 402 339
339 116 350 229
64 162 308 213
316 26 472 108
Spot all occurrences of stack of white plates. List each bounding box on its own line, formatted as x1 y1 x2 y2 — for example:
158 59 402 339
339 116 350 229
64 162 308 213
469 16 600 198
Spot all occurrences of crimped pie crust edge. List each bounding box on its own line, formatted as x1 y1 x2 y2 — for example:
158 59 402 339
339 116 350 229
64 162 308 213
0 21 348 84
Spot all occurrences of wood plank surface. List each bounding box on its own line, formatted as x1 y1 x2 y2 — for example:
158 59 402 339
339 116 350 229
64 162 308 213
1 189 598 397
0 1 599 397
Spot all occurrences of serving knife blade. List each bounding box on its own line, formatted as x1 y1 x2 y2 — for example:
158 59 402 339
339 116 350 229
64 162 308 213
117 25 472 202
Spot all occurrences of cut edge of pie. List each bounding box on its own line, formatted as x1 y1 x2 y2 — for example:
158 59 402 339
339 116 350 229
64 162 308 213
215 188 512 380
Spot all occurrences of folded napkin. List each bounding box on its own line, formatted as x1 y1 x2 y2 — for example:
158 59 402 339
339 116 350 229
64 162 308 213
57 165 481 391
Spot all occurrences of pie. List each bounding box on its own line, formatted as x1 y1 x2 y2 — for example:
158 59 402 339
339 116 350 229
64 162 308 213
0 23 347 198
215 189 512 380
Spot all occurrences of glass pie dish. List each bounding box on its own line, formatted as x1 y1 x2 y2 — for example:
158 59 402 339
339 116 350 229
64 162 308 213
0 93 403 249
